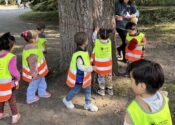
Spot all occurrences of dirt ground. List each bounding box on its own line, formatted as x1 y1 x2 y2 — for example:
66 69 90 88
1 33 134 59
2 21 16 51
0 6 174 125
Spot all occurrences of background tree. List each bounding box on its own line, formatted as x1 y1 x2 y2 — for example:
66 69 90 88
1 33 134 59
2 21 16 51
58 0 118 75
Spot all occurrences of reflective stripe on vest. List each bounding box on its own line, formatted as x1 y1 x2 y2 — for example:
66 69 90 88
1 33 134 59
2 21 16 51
92 39 112 74
66 51 92 88
22 48 48 82
127 96 173 125
0 53 15 102
125 33 144 62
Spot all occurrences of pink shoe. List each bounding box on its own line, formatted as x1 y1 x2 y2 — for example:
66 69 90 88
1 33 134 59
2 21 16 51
27 96 40 104
0 113 9 119
12 113 21 124
39 92 51 98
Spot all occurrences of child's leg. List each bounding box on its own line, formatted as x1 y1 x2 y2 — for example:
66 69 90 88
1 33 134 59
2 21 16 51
0 102 9 119
65 84 82 101
8 93 21 124
105 74 113 95
83 85 98 112
0 102 5 114
83 85 91 105
8 93 18 115
27 79 40 102
38 77 51 97
97 74 105 96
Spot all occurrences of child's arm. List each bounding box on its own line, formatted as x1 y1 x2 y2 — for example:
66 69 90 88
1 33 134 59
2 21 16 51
27 54 38 79
138 37 147 46
92 27 99 43
77 57 94 72
9 56 20 81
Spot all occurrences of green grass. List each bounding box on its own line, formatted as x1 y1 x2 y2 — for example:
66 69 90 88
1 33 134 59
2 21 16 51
19 11 58 22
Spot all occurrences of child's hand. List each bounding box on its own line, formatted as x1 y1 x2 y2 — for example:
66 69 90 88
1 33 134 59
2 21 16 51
95 27 100 33
31 72 38 79
92 66 96 71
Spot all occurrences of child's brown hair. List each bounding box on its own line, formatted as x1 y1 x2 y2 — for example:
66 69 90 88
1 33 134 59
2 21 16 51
74 32 88 46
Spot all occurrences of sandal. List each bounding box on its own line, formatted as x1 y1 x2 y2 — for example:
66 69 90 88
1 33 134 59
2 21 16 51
27 96 40 104
12 113 21 124
0 113 10 119
39 92 51 98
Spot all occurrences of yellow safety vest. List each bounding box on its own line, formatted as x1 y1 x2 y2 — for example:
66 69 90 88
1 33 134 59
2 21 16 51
37 38 47 52
0 52 19 102
127 96 172 125
22 48 48 82
125 33 145 62
91 39 112 75
66 51 92 88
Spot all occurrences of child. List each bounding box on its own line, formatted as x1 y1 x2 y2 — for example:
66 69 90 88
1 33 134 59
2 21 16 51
21 30 51 104
91 28 113 96
125 22 147 63
0 32 21 124
63 32 98 112
124 59 172 125
36 23 48 53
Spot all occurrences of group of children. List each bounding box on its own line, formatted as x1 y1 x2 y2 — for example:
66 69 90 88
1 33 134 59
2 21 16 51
63 21 172 125
0 23 49 123
0 20 173 124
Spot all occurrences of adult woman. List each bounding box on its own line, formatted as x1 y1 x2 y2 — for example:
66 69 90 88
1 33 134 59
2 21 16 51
115 0 138 62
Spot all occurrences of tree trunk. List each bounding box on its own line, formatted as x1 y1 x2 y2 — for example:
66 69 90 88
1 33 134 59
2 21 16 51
58 0 118 75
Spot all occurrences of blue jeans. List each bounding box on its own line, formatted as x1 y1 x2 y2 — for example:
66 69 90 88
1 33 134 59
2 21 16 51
27 77 47 101
66 84 91 105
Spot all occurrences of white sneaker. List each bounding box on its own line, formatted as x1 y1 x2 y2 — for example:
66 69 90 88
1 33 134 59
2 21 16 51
63 97 74 109
84 103 98 112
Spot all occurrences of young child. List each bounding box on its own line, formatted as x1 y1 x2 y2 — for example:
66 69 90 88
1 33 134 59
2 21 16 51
125 22 147 63
36 23 48 53
0 32 21 124
124 59 172 125
91 28 113 96
63 32 98 112
21 30 51 104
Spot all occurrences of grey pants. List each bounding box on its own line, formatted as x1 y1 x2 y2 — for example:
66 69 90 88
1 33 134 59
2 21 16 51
97 74 113 89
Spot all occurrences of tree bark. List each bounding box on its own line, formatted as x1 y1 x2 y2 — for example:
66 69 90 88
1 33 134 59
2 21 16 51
58 0 118 75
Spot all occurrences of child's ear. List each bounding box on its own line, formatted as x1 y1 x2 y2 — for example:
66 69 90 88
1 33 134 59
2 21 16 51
140 83 147 91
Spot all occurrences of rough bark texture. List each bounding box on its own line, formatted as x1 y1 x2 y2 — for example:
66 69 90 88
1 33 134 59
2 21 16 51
58 0 118 75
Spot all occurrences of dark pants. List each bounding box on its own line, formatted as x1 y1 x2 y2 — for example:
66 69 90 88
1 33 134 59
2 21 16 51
0 93 18 115
116 28 127 62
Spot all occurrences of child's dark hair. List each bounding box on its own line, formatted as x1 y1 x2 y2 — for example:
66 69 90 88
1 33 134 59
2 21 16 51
99 28 112 40
74 32 88 46
0 32 16 51
125 22 137 30
36 23 46 31
128 59 164 94
21 31 33 42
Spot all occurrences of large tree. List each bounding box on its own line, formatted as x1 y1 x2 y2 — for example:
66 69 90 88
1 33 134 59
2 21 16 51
58 0 118 75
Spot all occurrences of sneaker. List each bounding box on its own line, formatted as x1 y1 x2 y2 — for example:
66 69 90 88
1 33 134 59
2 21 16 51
12 113 21 124
39 92 51 98
97 88 105 96
27 96 40 104
0 113 9 119
106 88 114 96
63 97 74 109
84 103 98 112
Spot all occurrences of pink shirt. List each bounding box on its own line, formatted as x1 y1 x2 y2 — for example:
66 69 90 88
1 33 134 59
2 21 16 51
0 51 20 81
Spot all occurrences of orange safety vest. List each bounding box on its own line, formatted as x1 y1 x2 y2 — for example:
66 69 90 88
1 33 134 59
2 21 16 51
125 32 145 62
66 51 92 88
91 39 112 75
22 48 48 83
